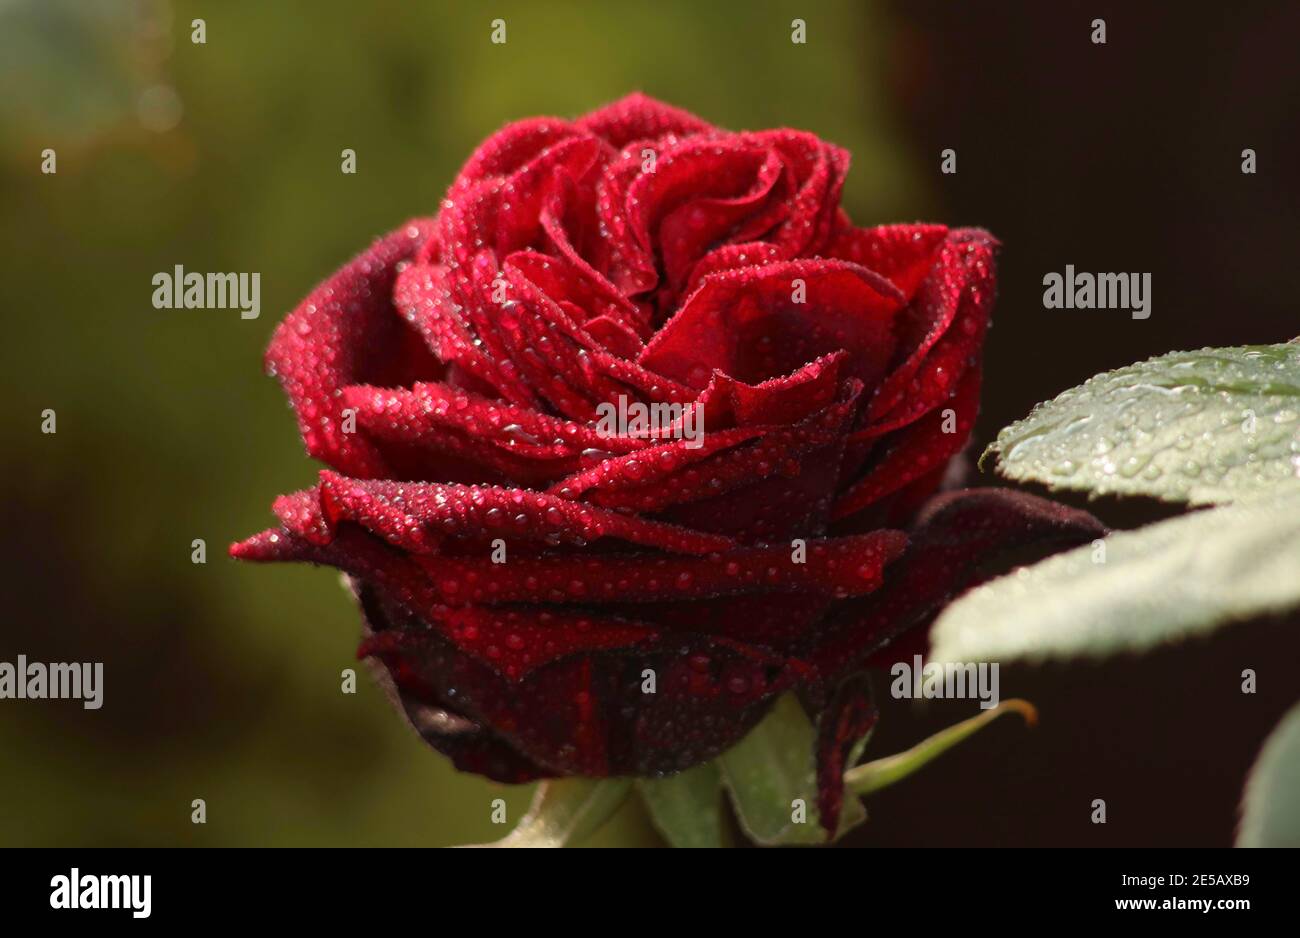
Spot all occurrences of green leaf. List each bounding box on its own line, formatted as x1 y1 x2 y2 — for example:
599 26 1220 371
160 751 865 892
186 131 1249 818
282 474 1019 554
986 343 1300 505
930 489 1300 664
1238 701 1300 847
846 700 1037 796
470 778 631 848
717 694 867 845
637 762 727 848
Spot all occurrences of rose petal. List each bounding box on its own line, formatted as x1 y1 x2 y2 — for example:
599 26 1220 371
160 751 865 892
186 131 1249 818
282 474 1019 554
828 222 949 302
747 129 850 256
266 220 440 476
627 139 790 296
373 630 794 776
833 364 982 520
640 259 904 390
313 470 735 555
409 531 906 605
575 92 714 149
865 228 997 425
564 388 860 523
393 259 539 406
814 676 877 834
684 240 789 296
808 489 1107 675
449 117 583 191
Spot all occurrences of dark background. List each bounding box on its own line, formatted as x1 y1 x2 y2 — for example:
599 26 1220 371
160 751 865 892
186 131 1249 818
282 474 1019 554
1 0 1296 846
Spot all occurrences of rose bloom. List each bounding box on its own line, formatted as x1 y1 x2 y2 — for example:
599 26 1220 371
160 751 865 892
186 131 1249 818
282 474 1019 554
233 95 1099 832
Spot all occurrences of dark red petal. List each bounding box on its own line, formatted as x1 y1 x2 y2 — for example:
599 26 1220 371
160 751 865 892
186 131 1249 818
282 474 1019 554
392 260 539 406
583 314 644 358
702 351 846 427
343 382 644 461
232 525 660 681
814 676 877 835
621 639 803 774
834 364 982 520
591 147 661 296
576 92 714 148
494 257 653 417
266 219 439 476
353 582 547 784
352 559 811 777
627 140 789 293
337 382 616 487
271 488 330 543
684 240 789 296
491 135 605 257
808 489 1106 677
620 593 826 653
361 608 658 683
448 117 583 191
382 632 790 776
640 259 904 390
548 426 768 502
564 389 859 520
865 228 997 425
314 471 735 555
408 531 906 606
827 223 949 302
745 130 850 256
532 202 650 340
497 252 697 408
654 428 850 542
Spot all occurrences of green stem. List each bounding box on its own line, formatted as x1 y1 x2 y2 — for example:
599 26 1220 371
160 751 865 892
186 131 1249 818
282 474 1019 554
844 699 1037 797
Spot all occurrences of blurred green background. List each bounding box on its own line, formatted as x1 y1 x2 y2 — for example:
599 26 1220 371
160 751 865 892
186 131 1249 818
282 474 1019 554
3 0 1298 847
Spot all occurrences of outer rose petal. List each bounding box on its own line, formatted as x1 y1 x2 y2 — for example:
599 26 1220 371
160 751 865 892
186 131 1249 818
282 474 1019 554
813 487 1090 839
864 228 997 426
311 470 736 555
448 117 582 190
406 531 906 606
353 581 549 784
233 521 667 683
362 621 799 776
335 555 821 777
341 381 644 482
575 92 714 148
267 220 440 477
814 675 877 835
808 488 1107 676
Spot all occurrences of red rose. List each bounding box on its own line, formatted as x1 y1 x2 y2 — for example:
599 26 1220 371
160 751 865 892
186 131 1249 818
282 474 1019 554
233 94 1101 832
